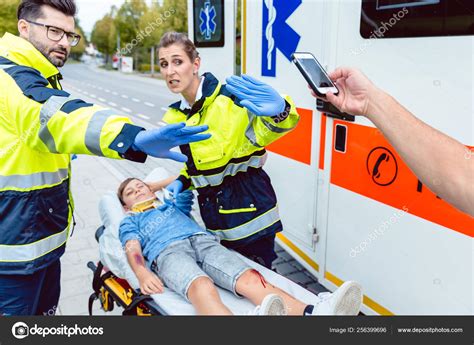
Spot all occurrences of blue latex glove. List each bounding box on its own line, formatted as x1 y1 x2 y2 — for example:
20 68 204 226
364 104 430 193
166 179 183 198
165 189 193 216
225 74 285 116
134 123 210 162
175 190 194 216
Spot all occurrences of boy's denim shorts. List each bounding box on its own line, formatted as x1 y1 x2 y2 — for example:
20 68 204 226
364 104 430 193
153 234 251 301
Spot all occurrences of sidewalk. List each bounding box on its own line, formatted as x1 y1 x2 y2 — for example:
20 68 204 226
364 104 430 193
57 156 125 315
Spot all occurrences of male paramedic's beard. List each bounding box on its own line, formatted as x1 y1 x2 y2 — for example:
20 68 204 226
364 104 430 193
29 34 69 67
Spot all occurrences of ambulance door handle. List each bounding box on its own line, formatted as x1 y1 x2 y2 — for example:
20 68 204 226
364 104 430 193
316 99 355 122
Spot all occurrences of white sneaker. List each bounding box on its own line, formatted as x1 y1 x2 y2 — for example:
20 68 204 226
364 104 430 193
251 294 287 315
311 281 362 315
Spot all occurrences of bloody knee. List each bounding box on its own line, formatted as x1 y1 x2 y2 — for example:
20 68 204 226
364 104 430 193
238 269 269 289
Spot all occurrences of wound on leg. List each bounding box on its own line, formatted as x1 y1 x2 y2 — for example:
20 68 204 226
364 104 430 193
249 269 268 288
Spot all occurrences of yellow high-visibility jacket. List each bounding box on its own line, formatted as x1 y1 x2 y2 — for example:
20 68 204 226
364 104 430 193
0 33 146 274
163 72 299 245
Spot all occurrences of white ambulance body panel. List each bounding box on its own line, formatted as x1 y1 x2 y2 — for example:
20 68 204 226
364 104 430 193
244 0 328 269
189 0 473 315
325 1 472 315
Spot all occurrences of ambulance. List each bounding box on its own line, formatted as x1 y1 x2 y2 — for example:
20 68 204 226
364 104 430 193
187 0 473 315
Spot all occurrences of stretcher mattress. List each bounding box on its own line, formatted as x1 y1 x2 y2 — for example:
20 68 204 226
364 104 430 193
98 168 319 315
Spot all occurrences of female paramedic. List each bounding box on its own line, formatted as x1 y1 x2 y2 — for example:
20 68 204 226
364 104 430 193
157 32 300 269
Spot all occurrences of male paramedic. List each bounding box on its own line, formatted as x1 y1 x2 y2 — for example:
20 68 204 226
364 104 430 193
117 177 363 316
0 0 210 316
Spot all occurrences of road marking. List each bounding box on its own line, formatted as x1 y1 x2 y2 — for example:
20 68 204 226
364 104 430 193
83 91 89 95
132 98 140 102
77 88 82 92
90 94 96 98
138 114 150 120
112 92 118 96
145 102 155 107
104 89 110 93
161 107 169 112
98 98 106 102
97 87 103 90
121 107 131 113
108 102 117 107
157 121 167 126
121 95 129 99
91 85 97 89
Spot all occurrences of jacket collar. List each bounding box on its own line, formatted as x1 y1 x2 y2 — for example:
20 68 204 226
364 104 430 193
0 32 60 80
170 72 221 115
179 76 204 110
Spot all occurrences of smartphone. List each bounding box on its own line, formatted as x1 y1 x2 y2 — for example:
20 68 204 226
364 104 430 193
291 52 338 97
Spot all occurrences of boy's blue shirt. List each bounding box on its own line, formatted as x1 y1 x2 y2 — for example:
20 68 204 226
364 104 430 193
119 191 206 266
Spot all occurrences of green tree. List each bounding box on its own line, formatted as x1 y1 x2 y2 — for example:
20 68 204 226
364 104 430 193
140 0 188 74
89 0 189 73
70 24 86 61
236 0 241 35
91 14 116 64
0 0 20 37
115 0 148 50
114 0 148 69
161 0 188 33
235 0 241 73
138 1 164 49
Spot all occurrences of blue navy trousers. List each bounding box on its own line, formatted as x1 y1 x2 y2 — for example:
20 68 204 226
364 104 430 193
0 259 61 315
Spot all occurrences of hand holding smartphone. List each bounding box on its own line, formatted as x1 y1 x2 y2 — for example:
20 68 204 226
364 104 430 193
291 52 338 97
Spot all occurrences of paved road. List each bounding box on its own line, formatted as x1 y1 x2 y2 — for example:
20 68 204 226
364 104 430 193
57 62 327 315
62 62 176 126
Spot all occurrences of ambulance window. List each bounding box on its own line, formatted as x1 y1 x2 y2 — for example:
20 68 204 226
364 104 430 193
193 0 225 47
360 0 474 38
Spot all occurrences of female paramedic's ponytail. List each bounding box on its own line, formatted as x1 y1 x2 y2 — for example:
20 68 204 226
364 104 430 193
158 32 200 62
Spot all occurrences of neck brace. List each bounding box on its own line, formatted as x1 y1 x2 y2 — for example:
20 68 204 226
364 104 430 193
131 197 160 213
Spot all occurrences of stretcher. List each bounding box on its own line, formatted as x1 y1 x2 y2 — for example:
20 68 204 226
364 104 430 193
87 168 321 315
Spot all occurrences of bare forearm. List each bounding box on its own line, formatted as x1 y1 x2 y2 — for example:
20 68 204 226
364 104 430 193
124 240 164 294
125 240 149 276
367 91 474 216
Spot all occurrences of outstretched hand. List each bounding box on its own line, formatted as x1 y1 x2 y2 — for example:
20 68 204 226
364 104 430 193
226 74 286 116
134 123 211 162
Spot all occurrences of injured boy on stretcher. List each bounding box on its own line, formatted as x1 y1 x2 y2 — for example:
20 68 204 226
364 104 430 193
117 178 363 316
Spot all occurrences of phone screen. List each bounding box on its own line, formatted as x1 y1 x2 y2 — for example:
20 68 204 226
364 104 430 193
298 57 335 89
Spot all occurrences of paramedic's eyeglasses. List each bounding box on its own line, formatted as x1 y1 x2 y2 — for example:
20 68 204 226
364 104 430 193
26 20 81 47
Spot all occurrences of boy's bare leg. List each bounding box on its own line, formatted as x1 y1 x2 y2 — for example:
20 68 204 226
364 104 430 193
235 269 307 315
187 277 233 315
